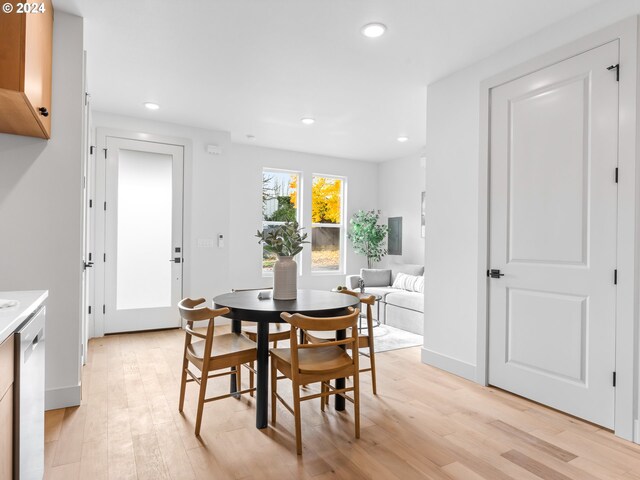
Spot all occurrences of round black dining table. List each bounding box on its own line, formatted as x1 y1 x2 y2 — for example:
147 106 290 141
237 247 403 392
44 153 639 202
213 289 360 429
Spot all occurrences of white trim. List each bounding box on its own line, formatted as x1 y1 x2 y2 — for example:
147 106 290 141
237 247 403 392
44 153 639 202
94 128 192 337
421 348 476 382
45 384 81 410
478 16 638 441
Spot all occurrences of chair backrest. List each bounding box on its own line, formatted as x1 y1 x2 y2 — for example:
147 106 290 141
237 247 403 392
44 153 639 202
281 308 360 377
178 298 230 356
337 289 375 306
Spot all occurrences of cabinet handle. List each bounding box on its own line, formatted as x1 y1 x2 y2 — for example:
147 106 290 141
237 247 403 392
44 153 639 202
38 107 49 117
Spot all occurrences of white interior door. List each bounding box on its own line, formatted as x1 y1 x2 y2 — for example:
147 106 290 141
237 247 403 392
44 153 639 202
488 41 619 428
104 137 184 333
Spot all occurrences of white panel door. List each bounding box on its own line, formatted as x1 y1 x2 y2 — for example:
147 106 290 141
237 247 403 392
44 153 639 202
104 137 184 333
488 41 619 428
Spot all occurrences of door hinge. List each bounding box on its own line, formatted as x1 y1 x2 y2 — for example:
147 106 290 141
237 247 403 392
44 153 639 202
103 253 106 262
615 167 619 183
89 252 92 261
88 305 92 314
613 371 617 387
104 201 107 211
607 64 620 81
103 148 107 159
103 305 106 314
614 269 618 285
89 199 93 208
90 145 96 155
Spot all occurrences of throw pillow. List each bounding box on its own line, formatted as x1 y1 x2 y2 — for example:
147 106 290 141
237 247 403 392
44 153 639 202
392 272 424 293
360 268 392 287
391 264 425 283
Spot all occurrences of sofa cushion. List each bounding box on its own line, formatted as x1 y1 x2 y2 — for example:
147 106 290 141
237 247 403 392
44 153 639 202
392 273 424 293
391 264 424 283
362 286 397 301
360 268 392 287
384 291 424 313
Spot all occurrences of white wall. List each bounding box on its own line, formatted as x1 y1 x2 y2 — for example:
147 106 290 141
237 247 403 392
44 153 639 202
0 12 85 409
91 112 233 305
229 144 378 291
424 0 640 437
378 152 426 268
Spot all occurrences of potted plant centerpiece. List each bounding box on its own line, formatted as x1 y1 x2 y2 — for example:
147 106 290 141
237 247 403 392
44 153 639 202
256 221 308 300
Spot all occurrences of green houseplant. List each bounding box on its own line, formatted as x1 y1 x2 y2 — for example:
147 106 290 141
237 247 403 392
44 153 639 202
256 221 308 299
347 210 388 269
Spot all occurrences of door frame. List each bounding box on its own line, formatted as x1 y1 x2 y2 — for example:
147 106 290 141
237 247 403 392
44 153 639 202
478 16 639 441
94 128 192 337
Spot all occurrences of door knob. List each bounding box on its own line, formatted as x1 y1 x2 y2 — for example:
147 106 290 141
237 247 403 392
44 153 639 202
487 269 504 279
83 261 94 270
170 258 182 263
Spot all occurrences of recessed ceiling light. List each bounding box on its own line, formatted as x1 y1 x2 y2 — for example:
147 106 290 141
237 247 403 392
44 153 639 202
301 117 315 125
397 136 409 143
246 134 256 140
361 23 387 38
144 102 160 110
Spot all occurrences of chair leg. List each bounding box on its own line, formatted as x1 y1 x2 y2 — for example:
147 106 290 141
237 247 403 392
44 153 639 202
270 357 277 426
194 367 209 437
320 383 326 412
292 380 303 455
178 356 189 413
369 351 378 395
236 364 242 393
354 372 360 440
249 361 255 397
366 305 378 395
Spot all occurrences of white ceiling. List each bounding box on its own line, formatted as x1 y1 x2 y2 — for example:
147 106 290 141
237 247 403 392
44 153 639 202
54 0 604 161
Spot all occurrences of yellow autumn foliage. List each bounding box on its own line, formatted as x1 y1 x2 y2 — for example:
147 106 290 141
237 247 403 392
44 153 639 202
289 176 341 224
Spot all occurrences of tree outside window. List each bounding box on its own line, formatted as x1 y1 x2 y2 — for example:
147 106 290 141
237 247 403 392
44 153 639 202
262 170 299 272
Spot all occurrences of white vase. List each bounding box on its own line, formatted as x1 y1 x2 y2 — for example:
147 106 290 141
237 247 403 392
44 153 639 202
273 256 297 300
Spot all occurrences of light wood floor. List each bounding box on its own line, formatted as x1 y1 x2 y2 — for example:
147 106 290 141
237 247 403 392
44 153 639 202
44 328 640 480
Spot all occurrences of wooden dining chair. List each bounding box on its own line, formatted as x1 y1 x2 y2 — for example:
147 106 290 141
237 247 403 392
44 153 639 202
305 290 378 396
270 308 360 455
232 287 291 396
178 297 257 436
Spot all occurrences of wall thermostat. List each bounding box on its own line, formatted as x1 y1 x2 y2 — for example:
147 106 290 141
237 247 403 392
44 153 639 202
207 144 222 155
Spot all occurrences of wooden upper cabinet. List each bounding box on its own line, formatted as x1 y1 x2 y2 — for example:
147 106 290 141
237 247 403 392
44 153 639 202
0 0 54 139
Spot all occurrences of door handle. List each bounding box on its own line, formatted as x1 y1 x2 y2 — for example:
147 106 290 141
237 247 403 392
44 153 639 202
487 269 504 279
170 258 182 263
83 261 94 270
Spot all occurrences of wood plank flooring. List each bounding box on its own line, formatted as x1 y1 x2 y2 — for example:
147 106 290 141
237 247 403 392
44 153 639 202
44 328 640 479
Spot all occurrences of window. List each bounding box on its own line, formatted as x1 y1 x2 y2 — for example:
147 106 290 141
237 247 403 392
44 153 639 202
311 175 344 272
262 169 300 273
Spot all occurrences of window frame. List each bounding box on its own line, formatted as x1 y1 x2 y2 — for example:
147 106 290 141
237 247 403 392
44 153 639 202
310 173 346 275
261 168 302 276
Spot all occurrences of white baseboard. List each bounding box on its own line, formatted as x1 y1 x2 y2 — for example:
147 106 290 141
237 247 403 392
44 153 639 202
634 419 640 444
421 347 477 382
45 384 81 410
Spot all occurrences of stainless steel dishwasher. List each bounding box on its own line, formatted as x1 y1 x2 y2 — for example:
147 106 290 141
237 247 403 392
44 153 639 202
15 306 45 480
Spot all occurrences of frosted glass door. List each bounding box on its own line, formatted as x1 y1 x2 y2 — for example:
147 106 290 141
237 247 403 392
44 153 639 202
116 150 172 310
104 137 184 333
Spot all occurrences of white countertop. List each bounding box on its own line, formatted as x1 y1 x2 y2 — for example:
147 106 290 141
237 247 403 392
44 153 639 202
0 290 48 343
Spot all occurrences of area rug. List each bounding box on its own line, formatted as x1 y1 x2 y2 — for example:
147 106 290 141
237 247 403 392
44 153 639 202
366 324 423 353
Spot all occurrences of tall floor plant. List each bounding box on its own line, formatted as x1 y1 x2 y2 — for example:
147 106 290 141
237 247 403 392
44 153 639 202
347 210 388 269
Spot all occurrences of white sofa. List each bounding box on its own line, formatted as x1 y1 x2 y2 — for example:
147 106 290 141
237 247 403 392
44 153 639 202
346 264 424 335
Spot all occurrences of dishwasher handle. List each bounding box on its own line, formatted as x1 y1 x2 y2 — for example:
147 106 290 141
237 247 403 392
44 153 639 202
23 328 44 362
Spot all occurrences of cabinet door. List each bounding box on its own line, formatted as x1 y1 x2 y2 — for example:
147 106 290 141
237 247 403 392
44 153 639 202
23 0 53 136
0 385 13 480
0 7 23 91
